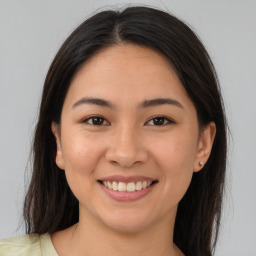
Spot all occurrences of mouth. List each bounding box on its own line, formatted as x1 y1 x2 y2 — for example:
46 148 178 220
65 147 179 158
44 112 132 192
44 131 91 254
97 180 158 193
97 175 158 201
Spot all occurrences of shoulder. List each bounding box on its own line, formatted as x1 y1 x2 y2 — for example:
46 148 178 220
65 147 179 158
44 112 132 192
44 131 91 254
0 233 41 256
0 233 58 256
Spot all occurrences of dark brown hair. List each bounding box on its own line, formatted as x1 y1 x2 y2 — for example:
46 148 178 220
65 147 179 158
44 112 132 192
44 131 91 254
23 6 227 256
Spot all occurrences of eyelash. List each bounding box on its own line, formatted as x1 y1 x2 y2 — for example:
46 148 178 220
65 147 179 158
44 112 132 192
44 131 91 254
82 115 110 126
146 116 174 126
82 115 174 126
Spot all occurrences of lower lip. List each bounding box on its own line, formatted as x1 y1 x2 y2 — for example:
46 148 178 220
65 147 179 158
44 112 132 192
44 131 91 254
99 182 156 202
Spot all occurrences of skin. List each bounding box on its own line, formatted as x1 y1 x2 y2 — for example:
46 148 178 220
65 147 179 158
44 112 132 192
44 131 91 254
51 44 216 256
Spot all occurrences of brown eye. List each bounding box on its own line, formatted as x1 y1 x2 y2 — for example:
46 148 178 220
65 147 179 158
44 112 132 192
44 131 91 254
83 116 109 126
153 117 165 125
146 116 173 126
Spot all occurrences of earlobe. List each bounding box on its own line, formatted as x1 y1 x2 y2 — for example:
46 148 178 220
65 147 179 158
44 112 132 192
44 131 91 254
51 122 65 170
193 122 216 172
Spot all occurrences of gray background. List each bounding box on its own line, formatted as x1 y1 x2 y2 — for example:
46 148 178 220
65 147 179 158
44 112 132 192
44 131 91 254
0 0 255 255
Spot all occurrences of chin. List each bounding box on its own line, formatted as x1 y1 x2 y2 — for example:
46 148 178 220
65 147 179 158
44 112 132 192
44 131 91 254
105 221 150 234
100 210 154 234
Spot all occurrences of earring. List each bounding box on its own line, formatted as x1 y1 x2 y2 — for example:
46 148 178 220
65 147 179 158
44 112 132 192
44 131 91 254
199 161 204 167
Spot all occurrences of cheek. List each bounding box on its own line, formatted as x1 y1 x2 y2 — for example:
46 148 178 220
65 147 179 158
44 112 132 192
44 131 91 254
62 132 102 171
60 132 105 195
152 131 197 168
150 132 197 200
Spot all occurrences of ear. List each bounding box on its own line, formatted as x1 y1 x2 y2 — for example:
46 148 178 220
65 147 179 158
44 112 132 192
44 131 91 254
193 121 216 172
51 122 65 170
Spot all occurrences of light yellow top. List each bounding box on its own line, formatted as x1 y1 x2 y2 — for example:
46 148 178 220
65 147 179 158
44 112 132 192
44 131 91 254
0 233 58 256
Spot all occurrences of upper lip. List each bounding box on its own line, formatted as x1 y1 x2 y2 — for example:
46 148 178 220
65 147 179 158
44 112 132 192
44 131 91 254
98 175 157 183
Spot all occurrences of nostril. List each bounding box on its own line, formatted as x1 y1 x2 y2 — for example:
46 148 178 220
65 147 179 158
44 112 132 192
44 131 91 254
105 146 148 168
110 160 119 166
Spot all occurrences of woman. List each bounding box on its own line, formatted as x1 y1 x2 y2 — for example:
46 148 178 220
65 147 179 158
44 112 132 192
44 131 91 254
0 6 227 256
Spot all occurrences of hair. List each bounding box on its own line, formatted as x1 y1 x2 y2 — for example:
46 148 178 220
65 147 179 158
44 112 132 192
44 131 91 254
23 6 227 256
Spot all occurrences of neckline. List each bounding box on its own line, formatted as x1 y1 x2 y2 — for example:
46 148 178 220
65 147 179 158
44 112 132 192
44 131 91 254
39 233 58 256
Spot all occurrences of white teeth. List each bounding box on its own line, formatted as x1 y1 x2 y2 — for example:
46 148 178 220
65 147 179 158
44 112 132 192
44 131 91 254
142 181 147 189
127 182 136 192
112 181 118 191
101 180 154 192
107 181 112 189
135 181 142 191
118 182 126 192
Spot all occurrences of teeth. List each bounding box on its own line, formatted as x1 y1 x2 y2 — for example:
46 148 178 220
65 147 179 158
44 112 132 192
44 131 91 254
135 181 142 191
118 182 127 192
142 181 147 189
127 182 136 192
107 181 112 189
101 180 154 192
112 181 118 191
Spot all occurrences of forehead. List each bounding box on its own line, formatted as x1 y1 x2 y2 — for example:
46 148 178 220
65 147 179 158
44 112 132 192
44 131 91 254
64 44 193 110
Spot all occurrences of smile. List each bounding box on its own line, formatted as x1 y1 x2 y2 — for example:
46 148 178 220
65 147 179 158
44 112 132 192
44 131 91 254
99 180 154 192
98 176 158 201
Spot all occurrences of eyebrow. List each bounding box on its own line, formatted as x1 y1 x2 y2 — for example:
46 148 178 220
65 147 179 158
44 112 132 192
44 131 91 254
139 98 183 109
72 97 116 109
72 97 183 109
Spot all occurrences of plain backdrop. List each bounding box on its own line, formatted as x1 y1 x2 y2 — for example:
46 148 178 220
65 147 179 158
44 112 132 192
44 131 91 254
0 1 255 255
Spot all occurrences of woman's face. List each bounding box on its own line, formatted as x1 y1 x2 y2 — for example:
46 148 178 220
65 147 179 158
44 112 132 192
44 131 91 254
53 44 215 233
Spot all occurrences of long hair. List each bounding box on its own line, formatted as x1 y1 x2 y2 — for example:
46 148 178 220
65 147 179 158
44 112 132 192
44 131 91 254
23 6 227 256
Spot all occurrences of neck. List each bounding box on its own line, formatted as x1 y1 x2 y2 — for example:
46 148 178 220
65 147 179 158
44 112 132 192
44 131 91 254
63 208 181 256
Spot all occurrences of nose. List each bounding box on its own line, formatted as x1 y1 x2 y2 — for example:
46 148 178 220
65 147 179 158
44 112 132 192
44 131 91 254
105 126 149 168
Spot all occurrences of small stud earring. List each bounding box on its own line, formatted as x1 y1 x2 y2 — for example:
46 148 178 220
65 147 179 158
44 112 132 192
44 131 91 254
199 161 204 167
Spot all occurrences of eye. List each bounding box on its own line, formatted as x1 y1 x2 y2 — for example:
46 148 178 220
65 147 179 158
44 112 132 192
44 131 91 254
83 116 110 126
146 116 173 126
